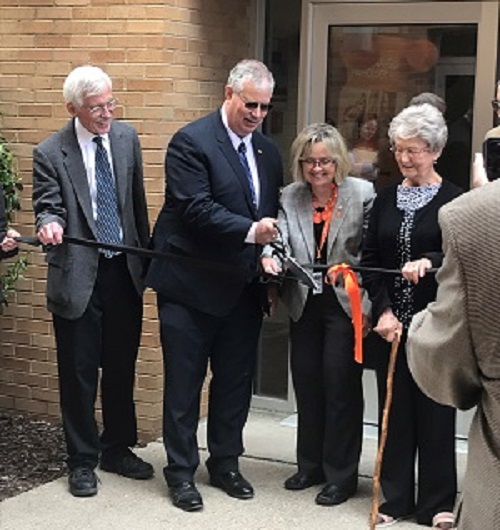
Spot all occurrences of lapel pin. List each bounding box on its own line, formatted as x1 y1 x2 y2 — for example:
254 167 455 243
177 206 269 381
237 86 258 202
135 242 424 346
257 149 263 154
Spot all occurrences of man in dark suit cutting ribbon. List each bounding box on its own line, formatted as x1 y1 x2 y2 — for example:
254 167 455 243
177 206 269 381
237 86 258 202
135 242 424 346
32 65 152 497
146 59 283 511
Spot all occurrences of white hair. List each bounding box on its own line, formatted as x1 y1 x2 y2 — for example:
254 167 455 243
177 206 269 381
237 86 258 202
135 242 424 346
389 103 448 152
63 65 112 107
226 59 275 93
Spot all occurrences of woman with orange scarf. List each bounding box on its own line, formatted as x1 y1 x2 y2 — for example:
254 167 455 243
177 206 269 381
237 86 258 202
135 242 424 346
262 123 374 506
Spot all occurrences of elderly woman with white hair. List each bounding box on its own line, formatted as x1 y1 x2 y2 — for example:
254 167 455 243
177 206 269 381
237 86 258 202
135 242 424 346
361 103 462 529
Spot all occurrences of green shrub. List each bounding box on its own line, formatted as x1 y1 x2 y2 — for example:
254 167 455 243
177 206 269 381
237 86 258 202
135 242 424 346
0 135 28 310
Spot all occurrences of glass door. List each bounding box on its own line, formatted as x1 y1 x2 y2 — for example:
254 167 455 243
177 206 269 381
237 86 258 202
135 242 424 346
299 0 499 437
252 0 301 414
325 24 478 191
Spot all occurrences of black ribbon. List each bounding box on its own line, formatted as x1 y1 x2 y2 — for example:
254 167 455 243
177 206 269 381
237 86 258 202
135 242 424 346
14 236 241 275
14 236 435 287
303 263 438 275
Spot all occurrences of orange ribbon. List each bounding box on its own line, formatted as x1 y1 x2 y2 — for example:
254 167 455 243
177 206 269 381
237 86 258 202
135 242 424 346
326 263 363 364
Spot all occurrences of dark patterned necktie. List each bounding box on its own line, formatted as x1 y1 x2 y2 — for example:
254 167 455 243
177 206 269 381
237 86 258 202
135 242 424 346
238 141 257 207
93 136 122 257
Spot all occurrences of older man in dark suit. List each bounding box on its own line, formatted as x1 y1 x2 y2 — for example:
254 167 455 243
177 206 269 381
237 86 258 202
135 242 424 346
146 59 283 511
32 65 152 497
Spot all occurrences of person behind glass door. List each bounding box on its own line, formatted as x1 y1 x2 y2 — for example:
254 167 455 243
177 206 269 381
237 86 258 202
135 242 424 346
32 65 152 498
408 92 446 114
348 114 380 182
472 80 500 187
145 59 283 512
361 104 462 529
262 122 374 507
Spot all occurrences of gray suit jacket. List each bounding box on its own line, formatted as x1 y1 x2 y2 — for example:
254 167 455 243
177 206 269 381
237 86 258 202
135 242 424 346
32 119 149 320
267 177 375 322
407 181 500 529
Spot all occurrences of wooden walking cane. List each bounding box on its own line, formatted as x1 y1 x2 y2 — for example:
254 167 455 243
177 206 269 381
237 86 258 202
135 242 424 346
369 329 402 530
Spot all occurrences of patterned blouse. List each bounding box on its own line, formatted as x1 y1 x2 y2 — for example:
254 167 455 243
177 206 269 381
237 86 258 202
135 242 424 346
393 183 441 327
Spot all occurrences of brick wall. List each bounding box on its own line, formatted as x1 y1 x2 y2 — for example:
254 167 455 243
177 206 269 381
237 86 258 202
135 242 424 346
0 0 253 441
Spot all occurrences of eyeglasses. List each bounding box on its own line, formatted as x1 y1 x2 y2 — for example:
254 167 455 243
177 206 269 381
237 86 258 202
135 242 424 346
300 157 335 168
390 146 430 157
492 99 500 111
83 98 118 115
237 93 273 112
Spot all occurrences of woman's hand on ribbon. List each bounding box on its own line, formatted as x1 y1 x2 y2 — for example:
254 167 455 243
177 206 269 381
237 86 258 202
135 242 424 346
261 256 281 276
374 308 402 343
401 258 432 285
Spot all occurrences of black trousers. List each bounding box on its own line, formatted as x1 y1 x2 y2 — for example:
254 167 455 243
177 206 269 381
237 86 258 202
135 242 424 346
289 288 363 488
157 284 263 487
375 331 457 524
53 254 143 470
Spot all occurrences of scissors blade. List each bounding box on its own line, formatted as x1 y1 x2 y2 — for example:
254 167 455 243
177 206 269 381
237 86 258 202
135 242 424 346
284 256 318 289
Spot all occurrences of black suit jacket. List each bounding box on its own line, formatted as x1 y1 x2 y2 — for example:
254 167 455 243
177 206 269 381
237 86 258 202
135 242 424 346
145 110 283 316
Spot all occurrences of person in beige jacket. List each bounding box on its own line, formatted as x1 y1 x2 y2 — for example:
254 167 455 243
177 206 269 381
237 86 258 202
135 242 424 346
407 180 500 530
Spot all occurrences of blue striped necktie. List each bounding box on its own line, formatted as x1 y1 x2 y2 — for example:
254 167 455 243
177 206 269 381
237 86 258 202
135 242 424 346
238 141 257 207
93 136 122 257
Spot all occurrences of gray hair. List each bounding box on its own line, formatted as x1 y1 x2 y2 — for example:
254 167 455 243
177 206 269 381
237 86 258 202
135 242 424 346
290 123 350 184
226 59 275 93
408 92 446 114
389 103 448 152
63 65 112 107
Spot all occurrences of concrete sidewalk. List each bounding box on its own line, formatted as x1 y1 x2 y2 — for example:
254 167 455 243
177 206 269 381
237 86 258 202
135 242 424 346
0 411 466 529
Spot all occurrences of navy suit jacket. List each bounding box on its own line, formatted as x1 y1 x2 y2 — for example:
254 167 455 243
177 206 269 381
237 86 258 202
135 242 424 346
145 110 283 316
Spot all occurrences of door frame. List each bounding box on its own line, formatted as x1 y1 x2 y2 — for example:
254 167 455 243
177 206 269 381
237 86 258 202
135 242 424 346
298 0 499 160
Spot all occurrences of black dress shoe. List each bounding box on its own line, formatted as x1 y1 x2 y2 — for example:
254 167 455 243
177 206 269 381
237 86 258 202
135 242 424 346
169 481 203 512
284 471 324 490
210 470 254 499
315 482 357 506
68 466 98 497
100 448 154 480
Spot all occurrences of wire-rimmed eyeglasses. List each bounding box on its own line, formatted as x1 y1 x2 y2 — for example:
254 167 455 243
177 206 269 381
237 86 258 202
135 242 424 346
390 146 430 157
83 98 118 115
299 157 335 168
